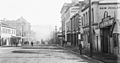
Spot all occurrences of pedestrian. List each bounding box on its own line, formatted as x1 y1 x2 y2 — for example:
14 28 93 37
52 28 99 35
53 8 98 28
31 42 33 46
62 40 65 47
79 43 82 55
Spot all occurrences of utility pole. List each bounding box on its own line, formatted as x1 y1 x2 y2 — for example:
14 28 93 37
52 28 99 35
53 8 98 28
71 18 73 46
55 26 57 44
89 0 93 57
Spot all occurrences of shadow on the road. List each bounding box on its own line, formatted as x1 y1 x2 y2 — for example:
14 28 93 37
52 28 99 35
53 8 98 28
12 50 47 54
21 46 63 50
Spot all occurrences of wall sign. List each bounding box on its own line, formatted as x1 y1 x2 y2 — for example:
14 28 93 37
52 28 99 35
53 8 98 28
99 11 115 28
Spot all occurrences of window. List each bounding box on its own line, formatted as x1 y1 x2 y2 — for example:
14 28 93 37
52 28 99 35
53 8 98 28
113 34 118 47
2 28 4 33
83 14 85 26
88 11 89 25
85 13 86 26
92 8 94 24
5 28 7 33
86 12 87 26
8 29 10 34
81 17 83 26
11 30 13 34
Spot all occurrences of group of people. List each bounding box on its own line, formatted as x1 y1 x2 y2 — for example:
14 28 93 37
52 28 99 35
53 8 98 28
23 41 34 46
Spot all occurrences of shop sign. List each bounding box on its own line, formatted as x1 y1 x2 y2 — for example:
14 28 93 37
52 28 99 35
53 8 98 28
100 18 114 28
99 5 120 26
70 6 79 18
78 34 81 40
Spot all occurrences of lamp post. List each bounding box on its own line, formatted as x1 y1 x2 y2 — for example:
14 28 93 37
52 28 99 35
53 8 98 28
71 18 73 46
89 0 93 57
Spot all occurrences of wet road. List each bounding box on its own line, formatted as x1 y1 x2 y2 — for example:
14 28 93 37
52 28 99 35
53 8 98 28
0 45 102 63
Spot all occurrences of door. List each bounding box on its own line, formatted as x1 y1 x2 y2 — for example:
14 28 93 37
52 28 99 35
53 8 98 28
101 28 110 53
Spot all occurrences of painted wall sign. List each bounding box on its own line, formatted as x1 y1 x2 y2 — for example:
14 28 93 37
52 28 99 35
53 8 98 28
99 5 120 25
99 8 115 28
100 6 120 10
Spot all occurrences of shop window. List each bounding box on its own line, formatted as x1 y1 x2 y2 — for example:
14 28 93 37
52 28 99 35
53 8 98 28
81 17 83 26
87 12 89 26
113 34 118 47
83 14 85 26
86 12 88 25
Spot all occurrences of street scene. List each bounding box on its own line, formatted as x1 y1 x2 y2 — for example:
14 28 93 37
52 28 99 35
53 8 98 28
0 0 120 63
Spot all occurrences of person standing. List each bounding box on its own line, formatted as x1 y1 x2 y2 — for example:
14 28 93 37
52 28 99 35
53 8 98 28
79 43 82 55
62 39 65 47
31 42 33 46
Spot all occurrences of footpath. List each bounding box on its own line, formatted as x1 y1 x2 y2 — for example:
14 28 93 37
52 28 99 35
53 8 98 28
57 45 119 63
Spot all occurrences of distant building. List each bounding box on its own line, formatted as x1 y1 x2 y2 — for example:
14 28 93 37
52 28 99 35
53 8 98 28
16 17 31 43
1 17 32 45
0 22 16 46
61 1 84 46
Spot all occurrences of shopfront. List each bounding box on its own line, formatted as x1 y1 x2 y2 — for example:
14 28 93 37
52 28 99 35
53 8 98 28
99 13 120 54
82 28 90 49
98 4 120 54
99 11 115 53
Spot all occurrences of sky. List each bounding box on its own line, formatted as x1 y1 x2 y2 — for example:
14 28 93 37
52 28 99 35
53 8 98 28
0 0 79 40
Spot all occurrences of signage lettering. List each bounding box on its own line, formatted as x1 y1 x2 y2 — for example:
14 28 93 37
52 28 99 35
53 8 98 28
100 6 120 9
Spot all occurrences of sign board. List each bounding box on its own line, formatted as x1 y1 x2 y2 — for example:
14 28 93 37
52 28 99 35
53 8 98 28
99 4 120 25
70 6 79 18
100 18 114 28
78 34 81 39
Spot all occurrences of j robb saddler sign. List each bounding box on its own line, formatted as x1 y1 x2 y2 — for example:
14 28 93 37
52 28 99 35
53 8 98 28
99 5 120 28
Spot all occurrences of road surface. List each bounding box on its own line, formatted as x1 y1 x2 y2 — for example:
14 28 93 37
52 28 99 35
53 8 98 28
0 45 102 63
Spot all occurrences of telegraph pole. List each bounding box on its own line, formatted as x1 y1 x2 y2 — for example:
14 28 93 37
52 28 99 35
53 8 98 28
55 26 57 44
89 0 93 57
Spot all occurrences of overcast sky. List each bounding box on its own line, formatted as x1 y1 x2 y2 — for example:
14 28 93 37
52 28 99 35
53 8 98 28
0 0 79 40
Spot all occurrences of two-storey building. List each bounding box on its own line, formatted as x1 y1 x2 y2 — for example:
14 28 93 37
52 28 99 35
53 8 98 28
0 22 16 46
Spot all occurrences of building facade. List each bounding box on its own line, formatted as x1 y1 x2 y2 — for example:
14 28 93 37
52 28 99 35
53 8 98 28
80 0 120 55
1 17 32 46
0 23 16 46
61 1 83 46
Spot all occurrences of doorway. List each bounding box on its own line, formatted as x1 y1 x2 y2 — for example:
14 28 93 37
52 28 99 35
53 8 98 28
101 27 111 53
